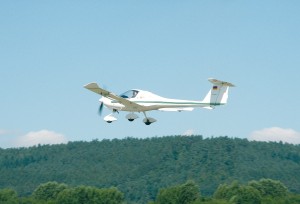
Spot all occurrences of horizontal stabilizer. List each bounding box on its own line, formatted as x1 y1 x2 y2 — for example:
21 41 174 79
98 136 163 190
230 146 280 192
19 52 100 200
208 78 235 87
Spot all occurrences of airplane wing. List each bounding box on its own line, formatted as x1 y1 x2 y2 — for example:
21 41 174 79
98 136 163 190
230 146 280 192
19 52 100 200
84 83 145 111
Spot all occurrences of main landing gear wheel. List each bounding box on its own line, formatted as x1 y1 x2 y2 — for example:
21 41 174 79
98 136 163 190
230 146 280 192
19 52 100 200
142 112 157 125
142 116 157 125
126 113 139 122
144 120 151 125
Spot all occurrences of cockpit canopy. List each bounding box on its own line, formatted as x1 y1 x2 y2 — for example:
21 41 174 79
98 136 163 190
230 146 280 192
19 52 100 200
120 90 139 99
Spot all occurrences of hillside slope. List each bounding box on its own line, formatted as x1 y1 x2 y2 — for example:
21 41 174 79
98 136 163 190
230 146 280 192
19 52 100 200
0 136 300 203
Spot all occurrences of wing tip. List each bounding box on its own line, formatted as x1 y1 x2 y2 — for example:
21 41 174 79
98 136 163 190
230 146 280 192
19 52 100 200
84 82 99 89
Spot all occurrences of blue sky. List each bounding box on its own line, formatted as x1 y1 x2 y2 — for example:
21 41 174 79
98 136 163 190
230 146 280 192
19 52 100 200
1 1 300 148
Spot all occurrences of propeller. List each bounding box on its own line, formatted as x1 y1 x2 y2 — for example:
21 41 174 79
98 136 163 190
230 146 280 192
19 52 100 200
98 84 108 116
98 102 104 116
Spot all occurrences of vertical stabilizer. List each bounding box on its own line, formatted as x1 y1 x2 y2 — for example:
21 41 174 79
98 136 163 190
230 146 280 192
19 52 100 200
203 78 235 107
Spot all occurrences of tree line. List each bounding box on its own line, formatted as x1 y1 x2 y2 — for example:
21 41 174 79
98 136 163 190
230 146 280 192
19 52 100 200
1 135 300 203
1 179 300 204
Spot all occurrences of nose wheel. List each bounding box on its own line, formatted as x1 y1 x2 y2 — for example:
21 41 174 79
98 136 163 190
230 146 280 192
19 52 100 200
104 113 117 123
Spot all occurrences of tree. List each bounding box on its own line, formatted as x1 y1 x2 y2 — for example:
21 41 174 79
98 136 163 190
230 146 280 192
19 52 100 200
213 180 240 200
156 185 179 204
55 188 77 204
156 180 200 204
32 181 67 202
56 185 124 204
178 181 200 204
97 187 124 204
231 186 261 204
248 178 288 198
0 188 18 204
214 181 261 204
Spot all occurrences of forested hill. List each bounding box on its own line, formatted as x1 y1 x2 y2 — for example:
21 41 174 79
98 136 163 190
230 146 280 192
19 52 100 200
1 136 300 203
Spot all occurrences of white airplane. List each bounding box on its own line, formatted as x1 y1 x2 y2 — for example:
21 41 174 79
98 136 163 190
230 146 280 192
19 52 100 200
84 78 234 125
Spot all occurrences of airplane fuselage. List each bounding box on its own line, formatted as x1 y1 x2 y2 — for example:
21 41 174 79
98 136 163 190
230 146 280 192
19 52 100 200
100 89 223 112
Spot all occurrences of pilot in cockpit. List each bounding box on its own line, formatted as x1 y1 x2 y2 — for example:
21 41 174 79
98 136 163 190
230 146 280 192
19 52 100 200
132 90 138 98
120 90 139 99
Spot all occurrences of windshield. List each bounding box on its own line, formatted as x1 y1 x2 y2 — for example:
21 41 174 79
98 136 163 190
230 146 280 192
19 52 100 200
119 90 138 99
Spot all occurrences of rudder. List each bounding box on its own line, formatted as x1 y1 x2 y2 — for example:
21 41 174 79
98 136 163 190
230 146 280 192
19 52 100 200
203 78 235 107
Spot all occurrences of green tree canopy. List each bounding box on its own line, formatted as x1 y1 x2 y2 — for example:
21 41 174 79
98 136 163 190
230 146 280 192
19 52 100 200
213 180 240 200
156 180 200 204
231 185 261 204
248 178 288 198
32 181 67 201
56 185 124 204
0 188 18 204
214 181 261 204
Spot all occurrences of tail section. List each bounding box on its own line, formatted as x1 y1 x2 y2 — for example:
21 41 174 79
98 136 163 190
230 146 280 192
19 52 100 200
203 78 235 108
